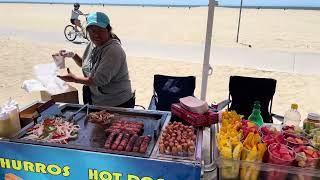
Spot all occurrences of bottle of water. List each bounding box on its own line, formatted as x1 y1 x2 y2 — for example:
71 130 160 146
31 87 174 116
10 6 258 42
283 104 301 127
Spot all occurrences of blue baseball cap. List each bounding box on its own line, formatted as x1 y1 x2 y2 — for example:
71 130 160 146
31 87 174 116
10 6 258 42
86 12 110 29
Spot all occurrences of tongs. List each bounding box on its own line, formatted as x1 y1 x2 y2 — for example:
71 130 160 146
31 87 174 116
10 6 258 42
67 104 89 123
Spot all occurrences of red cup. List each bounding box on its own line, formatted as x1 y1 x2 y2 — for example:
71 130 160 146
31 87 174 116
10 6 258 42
266 143 296 180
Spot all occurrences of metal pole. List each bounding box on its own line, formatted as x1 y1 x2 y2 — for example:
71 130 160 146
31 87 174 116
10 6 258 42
236 0 244 43
200 0 215 101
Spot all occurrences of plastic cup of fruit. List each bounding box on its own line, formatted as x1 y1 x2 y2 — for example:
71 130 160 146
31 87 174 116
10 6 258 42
262 134 287 163
294 145 320 180
294 145 320 168
240 147 262 180
262 133 287 146
281 125 303 136
267 143 296 180
259 124 281 136
284 134 309 148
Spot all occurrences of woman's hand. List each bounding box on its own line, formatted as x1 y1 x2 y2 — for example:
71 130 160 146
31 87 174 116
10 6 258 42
57 68 77 82
59 50 75 58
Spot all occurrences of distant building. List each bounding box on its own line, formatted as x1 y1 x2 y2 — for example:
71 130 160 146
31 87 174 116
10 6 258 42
215 1 219 6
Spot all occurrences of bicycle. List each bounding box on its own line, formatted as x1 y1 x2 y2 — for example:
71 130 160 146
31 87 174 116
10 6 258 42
64 18 90 42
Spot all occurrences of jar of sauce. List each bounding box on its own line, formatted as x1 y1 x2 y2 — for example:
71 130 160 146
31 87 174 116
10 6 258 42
303 113 320 134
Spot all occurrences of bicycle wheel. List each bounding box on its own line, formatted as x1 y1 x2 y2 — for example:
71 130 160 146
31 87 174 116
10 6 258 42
64 25 77 41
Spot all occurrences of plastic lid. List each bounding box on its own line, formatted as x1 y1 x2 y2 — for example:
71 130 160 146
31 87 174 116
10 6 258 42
291 104 298 110
5 97 17 107
3 105 17 112
0 108 9 120
308 113 320 121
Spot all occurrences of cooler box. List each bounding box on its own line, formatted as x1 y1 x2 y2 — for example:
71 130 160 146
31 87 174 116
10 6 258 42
171 103 218 127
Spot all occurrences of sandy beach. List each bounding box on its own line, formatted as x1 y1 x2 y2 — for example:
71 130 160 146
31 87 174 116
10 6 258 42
0 3 319 120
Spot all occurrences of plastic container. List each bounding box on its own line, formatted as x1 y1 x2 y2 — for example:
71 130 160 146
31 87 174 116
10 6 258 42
214 123 320 180
259 124 282 136
284 134 309 148
0 110 11 138
304 113 320 134
267 143 296 180
282 125 304 136
240 147 263 180
294 146 320 180
283 104 301 127
2 98 21 137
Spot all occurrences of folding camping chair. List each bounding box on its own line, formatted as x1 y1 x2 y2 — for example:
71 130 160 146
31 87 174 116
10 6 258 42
148 74 196 111
217 75 279 123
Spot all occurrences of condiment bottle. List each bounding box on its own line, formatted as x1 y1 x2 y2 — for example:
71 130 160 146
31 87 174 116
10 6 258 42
0 109 11 138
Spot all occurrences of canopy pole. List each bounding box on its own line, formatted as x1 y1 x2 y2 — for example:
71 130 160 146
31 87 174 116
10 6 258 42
200 0 215 101
236 0 244 43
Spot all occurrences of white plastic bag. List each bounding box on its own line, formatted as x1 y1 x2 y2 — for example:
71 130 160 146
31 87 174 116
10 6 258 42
52 54 66 69
22 63 68 94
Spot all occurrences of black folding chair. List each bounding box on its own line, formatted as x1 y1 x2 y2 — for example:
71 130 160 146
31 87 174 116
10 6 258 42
217 76 279 123
148 74 196 111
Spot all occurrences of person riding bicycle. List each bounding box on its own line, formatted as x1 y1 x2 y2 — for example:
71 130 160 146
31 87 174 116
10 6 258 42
70 3 87 33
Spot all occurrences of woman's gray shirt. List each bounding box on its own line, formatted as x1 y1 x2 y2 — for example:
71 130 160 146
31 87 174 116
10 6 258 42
82 39 132 106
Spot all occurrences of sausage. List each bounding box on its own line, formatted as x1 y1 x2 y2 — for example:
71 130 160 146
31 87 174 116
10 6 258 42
105 128 121 135
125 134 138 152
117 133 130 151
104 131 118 149
111 133 123 150
132 136 145 153
139 135 152 154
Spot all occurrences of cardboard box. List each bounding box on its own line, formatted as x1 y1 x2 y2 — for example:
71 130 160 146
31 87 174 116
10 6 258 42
19 102 43 128
40 84 79 104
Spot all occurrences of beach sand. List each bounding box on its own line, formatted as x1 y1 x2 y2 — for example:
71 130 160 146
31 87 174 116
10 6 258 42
0 4 320 178
0 3 319 120
0 4 320 52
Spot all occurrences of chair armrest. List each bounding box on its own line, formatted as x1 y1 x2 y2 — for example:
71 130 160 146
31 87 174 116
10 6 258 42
271 113 284 122
134 105 145 110
148 95 157 110
215 99 231 112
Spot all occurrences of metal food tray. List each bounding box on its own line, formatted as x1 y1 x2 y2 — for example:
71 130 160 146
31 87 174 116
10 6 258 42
11 104 169 158
151 120 203 164
155 129 202 161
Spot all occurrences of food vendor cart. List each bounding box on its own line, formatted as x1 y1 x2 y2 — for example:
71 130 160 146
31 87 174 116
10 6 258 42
0 101 203 180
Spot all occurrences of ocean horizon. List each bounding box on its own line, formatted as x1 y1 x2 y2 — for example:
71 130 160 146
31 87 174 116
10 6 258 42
0 0 320 9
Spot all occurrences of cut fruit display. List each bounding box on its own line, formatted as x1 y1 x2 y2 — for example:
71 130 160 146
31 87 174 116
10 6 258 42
285 134 309 146
268 143 295 162
241 120 259 140
263 133 286 146
260 125 280 136
282 125 303 135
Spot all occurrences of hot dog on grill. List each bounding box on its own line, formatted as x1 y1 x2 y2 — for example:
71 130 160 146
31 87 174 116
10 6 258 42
132 136 144 152
125 134 138 152
104 131 118 149
139 135 152 154
111 133 123 150
117 133 130 151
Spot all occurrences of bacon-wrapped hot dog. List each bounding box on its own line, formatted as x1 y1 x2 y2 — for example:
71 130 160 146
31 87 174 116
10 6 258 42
117 133 130 151
104 131 118 149
132 136 144 152
139 135 152 154
111 133 123 150
125 134 138 152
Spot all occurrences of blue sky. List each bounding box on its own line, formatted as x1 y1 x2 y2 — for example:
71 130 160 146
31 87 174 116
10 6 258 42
2 0 320 7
